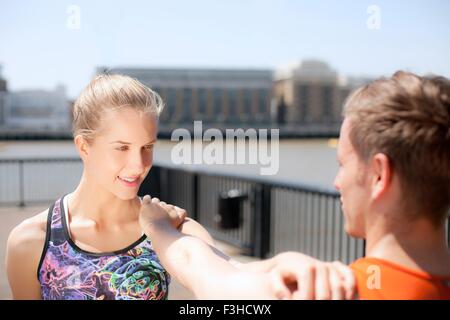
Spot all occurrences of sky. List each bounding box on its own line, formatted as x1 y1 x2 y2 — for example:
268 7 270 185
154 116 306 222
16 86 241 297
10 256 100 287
1 0 449 99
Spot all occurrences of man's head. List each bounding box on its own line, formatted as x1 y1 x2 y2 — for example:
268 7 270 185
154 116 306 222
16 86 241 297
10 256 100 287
334 71 450 238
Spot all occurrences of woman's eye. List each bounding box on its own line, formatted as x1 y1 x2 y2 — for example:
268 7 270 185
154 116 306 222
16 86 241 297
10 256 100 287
145 145 154 150
117 146 128 151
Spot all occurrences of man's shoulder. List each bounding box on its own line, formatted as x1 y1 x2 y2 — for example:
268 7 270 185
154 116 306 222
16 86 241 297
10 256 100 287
349 257 375 270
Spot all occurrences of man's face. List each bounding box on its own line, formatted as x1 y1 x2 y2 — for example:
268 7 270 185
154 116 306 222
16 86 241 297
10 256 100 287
333 117 370 238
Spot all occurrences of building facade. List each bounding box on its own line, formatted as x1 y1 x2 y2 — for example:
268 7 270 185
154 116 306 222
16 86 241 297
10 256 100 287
273 60 354 132
2 85 71 130
0 66 7 126
98 67 274 128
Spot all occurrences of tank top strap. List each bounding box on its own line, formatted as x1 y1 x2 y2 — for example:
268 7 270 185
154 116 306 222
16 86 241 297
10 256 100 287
36 196 67 281
50 197 63 228
48 196 69 246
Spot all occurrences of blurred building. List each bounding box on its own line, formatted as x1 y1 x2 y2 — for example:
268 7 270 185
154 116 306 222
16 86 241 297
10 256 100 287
0 62 373 137
273 60 352 130
0 66 8 126
2 85 71 130
0 66 6 92
98 67 273 127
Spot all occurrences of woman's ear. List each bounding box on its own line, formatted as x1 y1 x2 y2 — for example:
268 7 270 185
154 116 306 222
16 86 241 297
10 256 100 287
74 135 90 160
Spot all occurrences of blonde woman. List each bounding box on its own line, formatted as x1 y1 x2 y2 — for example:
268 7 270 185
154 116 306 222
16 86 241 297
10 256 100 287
6 74 355 300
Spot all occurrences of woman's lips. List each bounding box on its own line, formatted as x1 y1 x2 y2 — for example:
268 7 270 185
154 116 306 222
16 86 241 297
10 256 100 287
118 176 140 187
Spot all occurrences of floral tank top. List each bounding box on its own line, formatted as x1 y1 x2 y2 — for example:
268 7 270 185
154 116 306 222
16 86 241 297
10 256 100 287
37 195 170 300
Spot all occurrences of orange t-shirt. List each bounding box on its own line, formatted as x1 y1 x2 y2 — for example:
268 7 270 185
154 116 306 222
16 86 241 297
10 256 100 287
350 257 450 300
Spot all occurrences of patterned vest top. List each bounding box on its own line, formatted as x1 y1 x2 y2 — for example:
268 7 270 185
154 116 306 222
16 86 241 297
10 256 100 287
37 195 170 300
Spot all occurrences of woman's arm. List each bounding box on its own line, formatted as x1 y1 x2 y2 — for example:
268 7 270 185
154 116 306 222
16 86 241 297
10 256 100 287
139 196 356 299
142 198 216 247
6 211 48 300
139 196 279 299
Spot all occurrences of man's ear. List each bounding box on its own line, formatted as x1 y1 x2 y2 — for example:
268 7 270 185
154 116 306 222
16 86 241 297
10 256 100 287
74 135 90 160
370 153 392 200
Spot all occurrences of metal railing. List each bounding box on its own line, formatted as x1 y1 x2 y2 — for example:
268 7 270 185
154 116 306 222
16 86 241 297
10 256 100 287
1 158 448 264
0 158 83 207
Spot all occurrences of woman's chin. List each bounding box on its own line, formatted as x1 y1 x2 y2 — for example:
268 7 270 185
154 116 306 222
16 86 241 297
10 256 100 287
115 190 139 201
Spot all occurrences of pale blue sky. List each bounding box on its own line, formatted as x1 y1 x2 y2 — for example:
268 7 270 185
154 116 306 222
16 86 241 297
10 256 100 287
1 0 449 98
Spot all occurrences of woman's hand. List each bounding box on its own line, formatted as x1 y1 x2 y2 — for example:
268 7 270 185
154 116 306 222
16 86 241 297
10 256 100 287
138 195 187 231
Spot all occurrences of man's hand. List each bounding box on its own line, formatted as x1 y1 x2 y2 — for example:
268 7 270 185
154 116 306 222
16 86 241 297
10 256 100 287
268 252 357 300
139 195 187 231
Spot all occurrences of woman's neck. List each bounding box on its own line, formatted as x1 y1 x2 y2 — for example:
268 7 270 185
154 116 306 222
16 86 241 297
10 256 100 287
68 173 141 227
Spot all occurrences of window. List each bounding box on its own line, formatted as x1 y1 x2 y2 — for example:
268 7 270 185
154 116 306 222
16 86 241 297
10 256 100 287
213 88 223 121
182 88 192 122
243 89 252 122
227 88 237 123
298 85 310 122
321 85 333 122
166 88 176 123
257 88 269 122
198 88 208 119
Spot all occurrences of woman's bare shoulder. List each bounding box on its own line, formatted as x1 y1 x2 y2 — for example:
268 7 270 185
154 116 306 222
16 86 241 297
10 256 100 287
7 209 49 257
6 209 50 299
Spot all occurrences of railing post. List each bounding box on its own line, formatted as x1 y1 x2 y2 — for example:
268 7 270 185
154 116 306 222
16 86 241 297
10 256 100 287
160 167 169 201
192 173 199 221
252 184 271 259
447 216 450 247
19 160 25 207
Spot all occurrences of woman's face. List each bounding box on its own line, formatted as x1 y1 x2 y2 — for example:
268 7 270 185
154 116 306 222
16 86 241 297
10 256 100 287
82 107 158 200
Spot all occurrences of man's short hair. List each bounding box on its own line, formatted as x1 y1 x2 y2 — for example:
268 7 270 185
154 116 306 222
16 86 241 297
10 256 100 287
343 71 450 225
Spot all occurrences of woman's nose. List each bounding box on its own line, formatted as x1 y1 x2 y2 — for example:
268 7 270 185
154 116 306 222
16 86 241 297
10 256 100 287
129 153 149 174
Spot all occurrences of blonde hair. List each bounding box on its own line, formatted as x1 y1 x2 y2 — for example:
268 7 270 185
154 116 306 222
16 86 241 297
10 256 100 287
343 71 450 225
72 74 164 142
